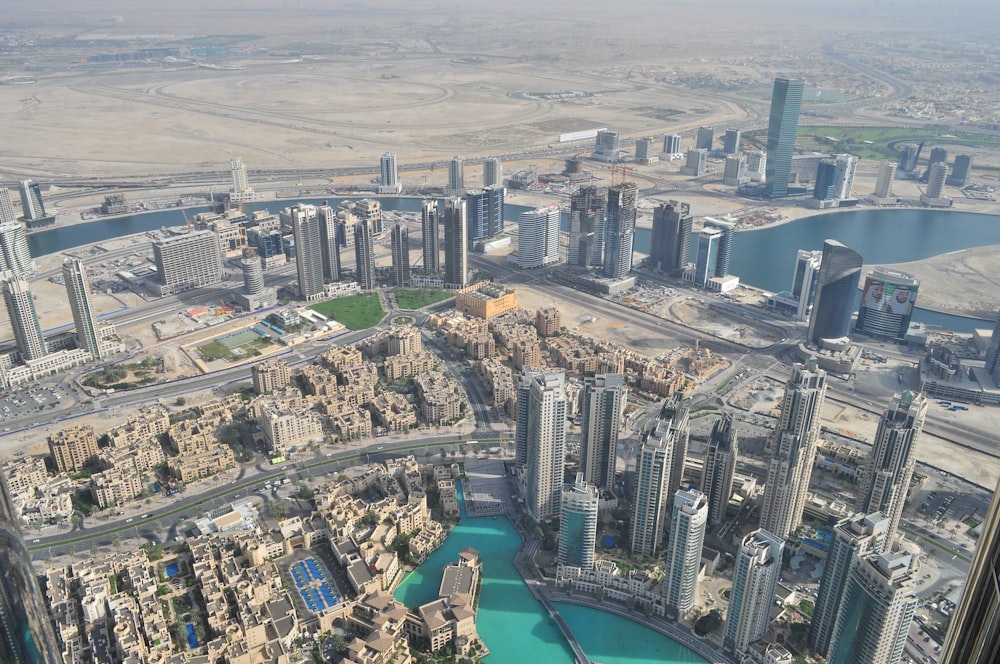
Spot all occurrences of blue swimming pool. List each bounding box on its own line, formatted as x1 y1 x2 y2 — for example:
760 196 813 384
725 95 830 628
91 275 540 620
185 624 198 649
165 563 179 578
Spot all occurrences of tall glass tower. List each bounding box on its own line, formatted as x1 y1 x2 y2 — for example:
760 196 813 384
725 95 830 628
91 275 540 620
62 259 103 360
807 239 863 345
602 182 637 279
580 374 625 490
558 475 599 570
764 78 804 199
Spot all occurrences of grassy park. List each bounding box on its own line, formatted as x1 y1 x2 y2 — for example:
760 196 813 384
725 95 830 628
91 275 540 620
309 294 385 330
394 289 453 310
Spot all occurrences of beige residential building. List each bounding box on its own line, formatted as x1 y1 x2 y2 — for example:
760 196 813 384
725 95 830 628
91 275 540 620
536 306 562 337
369 393 417 432
322 346 364 374
48 424 99 472
382 351 435 380
465 333 495 360
511 338 542 370
456 282 518 319
301 364 339 396
259 404 325 453
252 358 291 395
414 371 463 425
106 407 170 448
2 455 48 498
90 467 144 509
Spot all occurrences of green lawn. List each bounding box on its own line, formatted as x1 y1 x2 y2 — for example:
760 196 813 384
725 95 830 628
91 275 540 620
197 341 235 362
309 294 385 330
394 288 454 310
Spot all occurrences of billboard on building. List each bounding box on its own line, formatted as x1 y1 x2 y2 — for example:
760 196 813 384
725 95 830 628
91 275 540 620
856 275 919 340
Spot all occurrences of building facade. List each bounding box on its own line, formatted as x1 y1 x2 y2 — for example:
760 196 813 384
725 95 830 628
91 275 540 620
447 157 465 193
354 219 376 290
62 259 103 360
603 182 637 279
580 374 625 490
764 78 805 199
513 206 560 269
443 198 468 289
3 279 47 362
286 204 325 301
630 434 672 558
421 199 440 274
662 488 708 618
390 223 410 287
807 240 863 345
518 370 567 521
482 158 501 188
649 200 692 275
724 529 784 654
558 475 599 570
855 268 920 341
379 152 402 194
0 219 34 281
701 412 738 526
151 230 223 297
568 186 606 268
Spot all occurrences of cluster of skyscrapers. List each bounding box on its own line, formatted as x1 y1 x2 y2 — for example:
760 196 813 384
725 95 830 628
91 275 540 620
565 182 638 280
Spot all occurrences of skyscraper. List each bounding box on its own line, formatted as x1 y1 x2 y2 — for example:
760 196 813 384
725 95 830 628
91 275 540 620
603 182 637 279
696 126 715 151
723 128 741 155
808 512 890 656
390 223 410 287
443 197 468 289
0 476 62 663
0 219 35 281
241 249 264 294
662 488 708 619
724 529 784 655
464 186 505 249
63 259 103 360
447 157 465 193
482 157 502 188
420 199 440 274
663 134 681 155
855 268 920 341
764 78 805 199
514 206 560 269
925 162 949 199
813 159 839 202
856 392 927 542
0 188 15 224
984 309 1000 384
693 227 723 287
287 204 325 300
939 476 1000 663
568 185 606 268
948 154 972 187
922 147 949 181
18 179 53 225
873 160 897 198
649 200 692 275
807 239 863 345
826 548 919 664
229 157 255 203
519 370 567 521
580 374 625 490
789 249 823 321
701 412 738 526
317 205 341 282
558 474 599 570
631 433 672 558
354 218 376 290
897 143 922 173
593 130 621 162
3 279 47 362
704 218 734 279
760 359 827 539
379 152 401 194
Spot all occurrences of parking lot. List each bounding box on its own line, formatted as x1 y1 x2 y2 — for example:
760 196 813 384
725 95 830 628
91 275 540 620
1 386 65 425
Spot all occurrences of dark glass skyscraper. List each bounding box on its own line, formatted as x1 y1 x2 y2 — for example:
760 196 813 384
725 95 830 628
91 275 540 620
764 78 804 199
649 200 692 275
463 186 504 250
602 182 637 279
807 240 863 345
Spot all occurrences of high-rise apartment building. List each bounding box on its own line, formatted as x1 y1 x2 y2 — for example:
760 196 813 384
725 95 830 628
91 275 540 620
760 359 826 539
807 239 863 345
241 249 264 294
317 205 341 282
568 186 606 268
390 223 410 287
0 188 15 224
923 147 949 181
746 151 767 182
855 268 920 341
482 157 502 188
447 157 465 193
897 143 922 173
788 249 823 321
649 200 692 275
0 219 35 281
379 152 402 194
519 370 567 521
513 206 560 269
723 128 741 155
580 374 625 490
631 433 672 558
464 186 505 249
421 199 440 274
856 392 927 542
663 134 682 154
813 154 858 202
634 138 656 164
724 529 784 655
701 412 738 526
948 154 972 187
662 488 708 618
62 259 103 360
693 227 723 288
925 162 949 199
603 182 637 279
874 160 897 198
681 148 708 176
808 512 890 656
696 126 715 151
151 230 223 297
229 157 255 203
286 204 325 301
3 279 47 362
354 218 376 290
48 425 99 473
558 474 599 570
826 549 919 664
722 155 748 187
764 78 805 198
939 476 1000 663
443 198 468 289
593 130 621 162
704 218 734 279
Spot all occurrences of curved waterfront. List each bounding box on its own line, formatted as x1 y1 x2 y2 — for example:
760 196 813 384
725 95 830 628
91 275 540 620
393 484 706 663
28 200 1000 331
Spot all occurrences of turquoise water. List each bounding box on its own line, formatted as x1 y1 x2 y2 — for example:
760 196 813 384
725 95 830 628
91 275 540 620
394 483 706 663
556 603 709 664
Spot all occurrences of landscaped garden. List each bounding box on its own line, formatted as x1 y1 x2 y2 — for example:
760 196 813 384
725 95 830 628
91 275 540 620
309 294 385 330
394 288 454 310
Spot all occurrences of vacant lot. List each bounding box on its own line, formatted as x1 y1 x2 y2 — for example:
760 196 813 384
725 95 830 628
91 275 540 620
309 295 385 330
